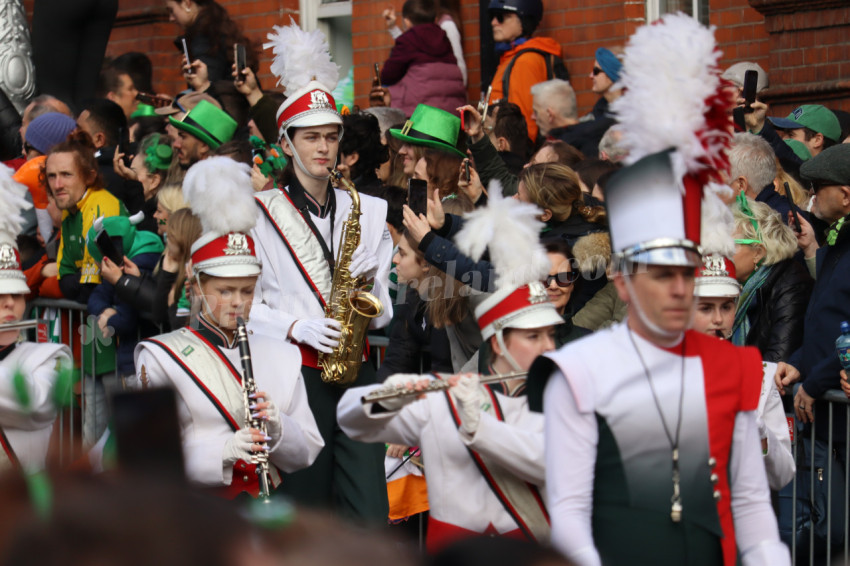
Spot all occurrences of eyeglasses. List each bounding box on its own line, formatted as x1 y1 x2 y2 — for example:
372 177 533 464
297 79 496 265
592 66 605 76
542 272 579 288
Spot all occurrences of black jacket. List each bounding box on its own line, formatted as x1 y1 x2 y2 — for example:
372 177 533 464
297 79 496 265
743 257 813 363
376 290 453 380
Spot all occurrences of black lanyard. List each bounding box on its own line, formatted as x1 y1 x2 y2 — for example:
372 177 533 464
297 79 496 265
286 179 337 274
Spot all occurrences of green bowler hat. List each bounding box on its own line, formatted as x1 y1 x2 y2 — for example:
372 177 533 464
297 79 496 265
389 104 465 158
169 99 237 149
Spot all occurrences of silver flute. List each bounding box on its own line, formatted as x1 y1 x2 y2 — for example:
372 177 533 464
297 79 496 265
360 371 527 405
0 320 38 332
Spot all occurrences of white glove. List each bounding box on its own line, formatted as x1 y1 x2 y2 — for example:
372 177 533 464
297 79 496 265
290 318 341 353
251 395 282 443
223 428 259 467
377 373 429 412
452 373 481 436
349 244 379 280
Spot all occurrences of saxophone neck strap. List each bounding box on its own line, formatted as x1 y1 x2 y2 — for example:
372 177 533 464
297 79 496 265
286 178 337 275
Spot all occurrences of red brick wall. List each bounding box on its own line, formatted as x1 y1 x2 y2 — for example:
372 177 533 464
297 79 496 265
20 0 847 118
752 0 850 115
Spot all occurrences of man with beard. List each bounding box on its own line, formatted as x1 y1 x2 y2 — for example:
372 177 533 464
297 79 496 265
169 99 236 168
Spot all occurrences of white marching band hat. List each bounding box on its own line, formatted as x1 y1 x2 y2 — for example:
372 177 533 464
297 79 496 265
183 157 261 279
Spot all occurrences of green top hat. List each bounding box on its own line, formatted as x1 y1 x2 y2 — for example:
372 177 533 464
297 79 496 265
168 99 237 149
389 104 465 158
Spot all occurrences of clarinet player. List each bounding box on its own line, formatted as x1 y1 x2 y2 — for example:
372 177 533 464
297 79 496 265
134 157 323 498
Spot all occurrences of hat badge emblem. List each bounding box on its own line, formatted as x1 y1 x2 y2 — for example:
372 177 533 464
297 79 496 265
527 281 549 304
0 243 19 270
224 233 250 255
701 253 728 278
308 90 332 110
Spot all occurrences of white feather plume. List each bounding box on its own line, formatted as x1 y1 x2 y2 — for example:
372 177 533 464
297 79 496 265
454 180 549 288
700 182 736 257
611 13 723 173
182 157 256 235
0 164 32 245
264 18 340 96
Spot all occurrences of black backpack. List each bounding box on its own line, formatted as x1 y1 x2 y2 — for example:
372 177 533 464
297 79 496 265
501 47 570 99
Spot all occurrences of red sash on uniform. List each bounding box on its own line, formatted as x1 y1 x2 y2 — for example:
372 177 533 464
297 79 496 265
444 385 550 545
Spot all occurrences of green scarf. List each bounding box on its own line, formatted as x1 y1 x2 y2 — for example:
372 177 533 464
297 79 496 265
826 216 847 246
731 264 773 346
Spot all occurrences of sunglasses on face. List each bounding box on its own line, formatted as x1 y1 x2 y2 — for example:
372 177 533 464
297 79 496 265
490 10 509 23
592 66 605 76
543 272 579 288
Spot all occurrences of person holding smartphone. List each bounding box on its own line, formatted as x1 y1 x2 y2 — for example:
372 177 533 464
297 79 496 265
166 0 255 84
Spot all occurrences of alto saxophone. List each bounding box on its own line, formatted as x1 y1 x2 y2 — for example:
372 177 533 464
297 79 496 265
236 317 272 500
318 170 384 386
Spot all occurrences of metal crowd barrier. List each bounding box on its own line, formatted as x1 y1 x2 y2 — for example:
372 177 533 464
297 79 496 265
783 388 850 566
23 297 394 467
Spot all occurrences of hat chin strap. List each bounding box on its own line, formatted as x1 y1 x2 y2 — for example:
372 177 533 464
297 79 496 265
194 272 221 327
496 330 524 373
622 271 687 345
282 130 337 182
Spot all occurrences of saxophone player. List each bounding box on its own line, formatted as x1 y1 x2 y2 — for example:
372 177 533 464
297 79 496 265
134 157 323 498
249 23 393 520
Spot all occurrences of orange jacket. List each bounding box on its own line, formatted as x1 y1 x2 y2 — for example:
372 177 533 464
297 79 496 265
488 36 563 142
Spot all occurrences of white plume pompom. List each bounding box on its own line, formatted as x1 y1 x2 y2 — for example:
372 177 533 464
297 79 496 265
183 157 257 235
0 164 31 245
700 182 736 257
611 13 722 172
454 180 549 288
264 18 340 96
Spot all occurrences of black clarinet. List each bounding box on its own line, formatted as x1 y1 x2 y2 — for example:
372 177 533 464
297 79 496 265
236 317 271 500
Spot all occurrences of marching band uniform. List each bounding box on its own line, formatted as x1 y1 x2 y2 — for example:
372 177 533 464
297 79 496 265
248 24 392 519
339 185 561 550
0 165 70 473
538 149 789 566
134 157 322 497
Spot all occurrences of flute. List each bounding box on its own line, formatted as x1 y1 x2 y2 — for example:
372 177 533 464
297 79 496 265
360 370 527 405
0 320 38 332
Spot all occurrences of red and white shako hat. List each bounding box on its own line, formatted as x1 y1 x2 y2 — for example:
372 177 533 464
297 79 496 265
695 183 740 299
474 281 563 341
454 180 562 370
183 157 261 278
0 164 31 295
265 19 342 141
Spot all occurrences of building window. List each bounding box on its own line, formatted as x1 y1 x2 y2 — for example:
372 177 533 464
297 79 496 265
647 0 709 25
298 0 353 106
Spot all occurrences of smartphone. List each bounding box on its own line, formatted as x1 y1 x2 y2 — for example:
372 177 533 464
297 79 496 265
463 160 471 183
373 63 381 85
136 92 172 108
785 182 803 233
96 232 124 267
181 37 194 74
408 178 429 217
234 43 247 79
478 85 493 124
111 388 185 481
742 69 758 113
117 126 131 167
